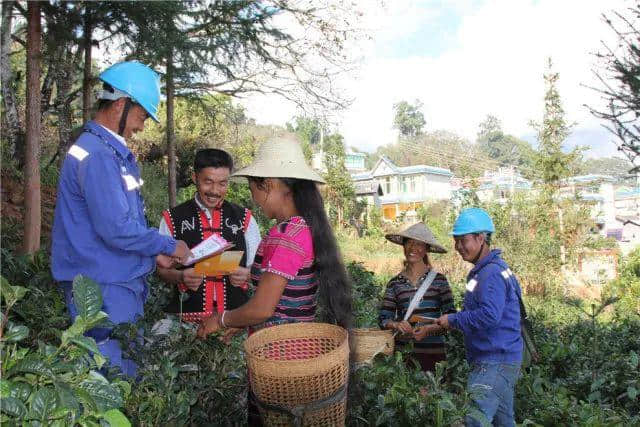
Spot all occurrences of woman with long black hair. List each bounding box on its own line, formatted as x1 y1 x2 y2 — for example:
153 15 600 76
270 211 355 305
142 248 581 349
197 134 352 335
197 136 352 424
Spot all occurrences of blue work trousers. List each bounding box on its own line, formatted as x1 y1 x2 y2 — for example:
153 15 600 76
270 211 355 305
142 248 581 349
60 278 148 378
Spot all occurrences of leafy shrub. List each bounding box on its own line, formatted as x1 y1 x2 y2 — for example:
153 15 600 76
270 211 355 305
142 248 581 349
515 295 640 425
348 351 474 427
113 275 248 426
605 247 640 316
121 320 247 426
348 262 385 328
139 162 171 226
0 276 131 427
0 250 68 345
0 228 638 425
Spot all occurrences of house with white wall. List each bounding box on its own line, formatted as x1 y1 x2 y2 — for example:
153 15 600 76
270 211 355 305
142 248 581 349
612 186 640 253
476 167 533 204
351 155 453 221
614 186 640 218
559 175 618 233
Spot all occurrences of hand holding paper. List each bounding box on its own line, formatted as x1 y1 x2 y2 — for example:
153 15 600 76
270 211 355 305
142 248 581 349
194 251 244 276
229 266 250 290
172 240 192 264
181 268 204 291
183 234 232 266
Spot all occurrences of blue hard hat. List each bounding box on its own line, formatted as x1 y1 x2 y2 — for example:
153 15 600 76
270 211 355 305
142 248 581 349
451 207 495 236
98 61 161 122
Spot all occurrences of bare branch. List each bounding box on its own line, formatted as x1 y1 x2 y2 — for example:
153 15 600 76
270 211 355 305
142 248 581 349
10 33 24 46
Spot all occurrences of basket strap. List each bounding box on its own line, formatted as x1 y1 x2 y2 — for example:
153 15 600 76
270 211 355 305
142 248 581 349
250 383 347 427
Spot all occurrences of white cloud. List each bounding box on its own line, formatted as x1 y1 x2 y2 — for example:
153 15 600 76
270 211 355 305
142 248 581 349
241 0 629 156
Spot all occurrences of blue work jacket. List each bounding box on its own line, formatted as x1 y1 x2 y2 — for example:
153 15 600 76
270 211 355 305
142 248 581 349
449 249 523 364
51 121 176 287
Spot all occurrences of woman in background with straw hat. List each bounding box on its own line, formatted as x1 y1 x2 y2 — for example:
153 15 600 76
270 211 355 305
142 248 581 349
379 223 456 372
196 135 352 423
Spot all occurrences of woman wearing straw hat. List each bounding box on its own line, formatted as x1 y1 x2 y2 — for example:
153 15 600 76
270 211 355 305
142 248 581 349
379 223 456 372
196 135 352 423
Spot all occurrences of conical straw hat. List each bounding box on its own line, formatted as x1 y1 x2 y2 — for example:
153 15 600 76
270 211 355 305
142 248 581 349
385 222 447 253
232 135 326 183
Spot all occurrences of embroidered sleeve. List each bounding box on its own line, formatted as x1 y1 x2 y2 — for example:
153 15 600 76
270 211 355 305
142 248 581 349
262 226 311 281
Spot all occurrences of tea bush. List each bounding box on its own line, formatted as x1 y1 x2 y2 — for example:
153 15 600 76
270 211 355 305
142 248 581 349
114 275 248 426
0 230 638 425
346 261 640 426
0 275 131 427
604 246 640 316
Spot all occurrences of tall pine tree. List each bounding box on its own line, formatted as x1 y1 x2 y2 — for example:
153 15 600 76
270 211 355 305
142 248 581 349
588 5 640 174
531 58 581 192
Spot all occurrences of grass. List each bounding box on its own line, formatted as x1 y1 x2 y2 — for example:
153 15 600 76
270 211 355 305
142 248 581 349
336 229 474 287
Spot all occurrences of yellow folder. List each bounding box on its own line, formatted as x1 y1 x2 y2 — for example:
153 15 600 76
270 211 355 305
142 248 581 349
194 251 244 276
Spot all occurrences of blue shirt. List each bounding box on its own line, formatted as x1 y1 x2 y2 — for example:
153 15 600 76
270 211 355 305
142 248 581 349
51 121 176 287
449 249 523 364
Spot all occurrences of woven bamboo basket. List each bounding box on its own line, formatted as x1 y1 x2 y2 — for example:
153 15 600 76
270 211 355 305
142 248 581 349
244 322 350 426
349 328 394 364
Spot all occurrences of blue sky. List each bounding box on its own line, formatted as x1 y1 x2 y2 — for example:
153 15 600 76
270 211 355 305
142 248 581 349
374 1 472 59
241 0 630 160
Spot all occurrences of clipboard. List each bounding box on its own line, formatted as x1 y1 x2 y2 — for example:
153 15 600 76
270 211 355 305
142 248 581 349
194 250 244 276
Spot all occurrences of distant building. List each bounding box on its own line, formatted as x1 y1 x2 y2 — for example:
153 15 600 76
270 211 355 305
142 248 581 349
354 181 383 209
611 187 640 254
476 167 532 204
345 151 367 173
560 175 618 233
614 186 640 218
351 155 453 221
311 150 367 173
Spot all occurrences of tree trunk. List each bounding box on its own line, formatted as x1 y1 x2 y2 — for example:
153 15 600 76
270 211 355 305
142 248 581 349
1 0 23 158
82 4 92 123
40 12 61 122
23 0 41 255
54 48 74 168
558 206 566 265
52 42 85 169
40 55 55 120
166 50 177 208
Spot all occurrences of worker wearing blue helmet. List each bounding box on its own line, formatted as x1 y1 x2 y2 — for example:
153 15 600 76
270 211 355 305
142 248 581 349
436 208 522 427
51 61 191 377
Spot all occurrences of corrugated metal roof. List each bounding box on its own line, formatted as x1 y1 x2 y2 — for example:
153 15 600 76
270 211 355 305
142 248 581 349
355 181 383 195
371 155 453 177
397 164 453 177
566 174 617 184
351 172 372 181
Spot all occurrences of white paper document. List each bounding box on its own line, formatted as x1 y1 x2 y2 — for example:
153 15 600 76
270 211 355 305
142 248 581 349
183 234 233 266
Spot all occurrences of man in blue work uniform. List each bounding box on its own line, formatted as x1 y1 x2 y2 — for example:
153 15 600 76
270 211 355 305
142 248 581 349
51 61 190 377
436 208 522 427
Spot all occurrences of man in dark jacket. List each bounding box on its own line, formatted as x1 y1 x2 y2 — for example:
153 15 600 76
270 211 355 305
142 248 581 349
157 149 261 323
